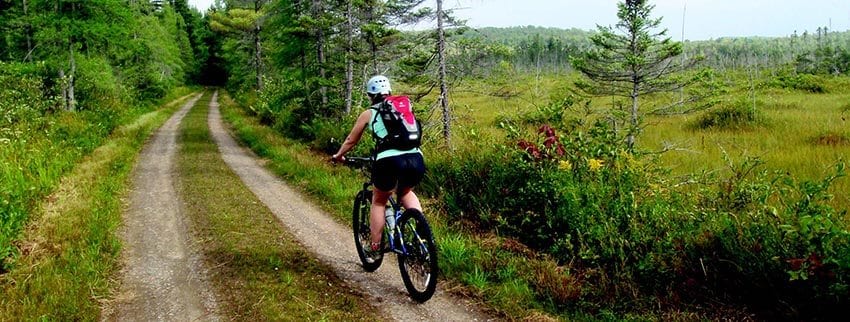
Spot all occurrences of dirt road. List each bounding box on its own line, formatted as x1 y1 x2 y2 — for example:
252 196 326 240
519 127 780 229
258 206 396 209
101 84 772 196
105 92 493 321
207 92 494 321
104 94 219 321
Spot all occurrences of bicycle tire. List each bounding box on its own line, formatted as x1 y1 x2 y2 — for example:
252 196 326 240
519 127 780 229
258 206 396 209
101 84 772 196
352 190 382 271
396 209 438 302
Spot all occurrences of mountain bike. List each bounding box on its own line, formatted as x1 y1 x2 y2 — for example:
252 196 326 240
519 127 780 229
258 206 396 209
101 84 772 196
344 156 438 303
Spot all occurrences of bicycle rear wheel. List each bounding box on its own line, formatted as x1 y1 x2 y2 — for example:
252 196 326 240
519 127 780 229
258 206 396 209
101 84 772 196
397 209 438 302
353 190 382 271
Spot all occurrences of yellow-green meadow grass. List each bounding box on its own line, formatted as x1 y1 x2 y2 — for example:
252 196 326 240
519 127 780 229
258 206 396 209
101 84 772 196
442 74 850 211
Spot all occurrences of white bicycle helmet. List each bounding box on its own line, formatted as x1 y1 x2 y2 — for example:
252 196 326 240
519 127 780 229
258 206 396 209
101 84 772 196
366 75 392 95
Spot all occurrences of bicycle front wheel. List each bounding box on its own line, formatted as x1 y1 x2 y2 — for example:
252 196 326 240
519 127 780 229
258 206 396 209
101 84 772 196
353 190 382 271
397 209 438 302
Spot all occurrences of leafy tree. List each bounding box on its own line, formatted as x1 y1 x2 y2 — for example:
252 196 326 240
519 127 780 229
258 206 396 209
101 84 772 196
210 0 269 91
795 26 850 76
571 0 705 150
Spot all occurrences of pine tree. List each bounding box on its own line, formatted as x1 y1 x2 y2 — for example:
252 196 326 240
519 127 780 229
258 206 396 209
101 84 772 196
572 0 703 150
210 0 269 90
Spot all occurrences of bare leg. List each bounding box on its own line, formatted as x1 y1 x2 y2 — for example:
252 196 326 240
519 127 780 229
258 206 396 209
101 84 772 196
397 187 422 212
371 188 391 248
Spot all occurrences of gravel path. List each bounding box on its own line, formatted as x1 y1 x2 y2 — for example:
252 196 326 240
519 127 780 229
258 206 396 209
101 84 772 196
207 92 495 321
104 94 219 321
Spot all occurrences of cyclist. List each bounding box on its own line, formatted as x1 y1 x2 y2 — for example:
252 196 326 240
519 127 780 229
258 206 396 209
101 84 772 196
331 75 425 256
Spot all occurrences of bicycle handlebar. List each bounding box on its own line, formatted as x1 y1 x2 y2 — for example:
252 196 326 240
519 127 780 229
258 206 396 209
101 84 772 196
344 156 373 169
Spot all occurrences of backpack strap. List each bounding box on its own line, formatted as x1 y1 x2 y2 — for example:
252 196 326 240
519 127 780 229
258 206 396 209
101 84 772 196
369 101 390 154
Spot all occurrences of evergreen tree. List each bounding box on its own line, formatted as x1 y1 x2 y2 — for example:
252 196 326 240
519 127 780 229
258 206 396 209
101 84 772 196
210 0 269 91
572 0 703 150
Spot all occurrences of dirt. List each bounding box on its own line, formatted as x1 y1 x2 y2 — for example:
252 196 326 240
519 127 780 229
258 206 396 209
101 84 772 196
105 91 495 321
206 92 496 321
103 94 220 321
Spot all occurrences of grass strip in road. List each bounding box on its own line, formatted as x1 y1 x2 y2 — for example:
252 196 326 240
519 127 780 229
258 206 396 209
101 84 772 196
177 93 379 321
0 93 197 320
214 94 550 319
217 94 365 225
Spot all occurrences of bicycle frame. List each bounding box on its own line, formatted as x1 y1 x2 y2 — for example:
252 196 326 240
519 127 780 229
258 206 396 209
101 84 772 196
349 156 416 256
346 155 438 302
359 178 410 256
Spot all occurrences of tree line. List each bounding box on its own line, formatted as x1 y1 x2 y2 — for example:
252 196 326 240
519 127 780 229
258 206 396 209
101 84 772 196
453 25 850 76
0 0 213 109
210 0 461 145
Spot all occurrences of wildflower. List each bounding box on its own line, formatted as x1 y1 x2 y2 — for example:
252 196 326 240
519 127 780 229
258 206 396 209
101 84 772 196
543 135 557 148
558 160 573 171
518 139 542 160
588 158 605 171
538 124 556 137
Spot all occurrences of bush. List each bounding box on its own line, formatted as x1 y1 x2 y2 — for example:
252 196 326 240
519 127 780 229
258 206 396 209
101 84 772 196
812 132 850 147
423 116 850 318
765 72 827 93
307 115 365 155
0 62 56 131
74 55 131 113
693 99 765 130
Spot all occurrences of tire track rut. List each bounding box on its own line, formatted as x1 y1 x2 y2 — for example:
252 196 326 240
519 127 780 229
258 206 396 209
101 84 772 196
105 94 219 321
207 92 494 321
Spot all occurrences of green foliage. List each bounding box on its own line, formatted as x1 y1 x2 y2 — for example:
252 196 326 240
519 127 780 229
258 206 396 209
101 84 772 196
73 55 130 114
0 61 56 131
571 0 710 149
693 99 766 130
764 70 827 93
424 106 850 317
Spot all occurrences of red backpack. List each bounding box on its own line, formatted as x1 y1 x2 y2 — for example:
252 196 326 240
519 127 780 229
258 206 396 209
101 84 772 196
371 95 422 153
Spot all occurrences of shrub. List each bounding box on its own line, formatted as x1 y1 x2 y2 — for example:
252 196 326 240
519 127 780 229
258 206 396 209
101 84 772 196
812 132 850 147
74 55 131 113
424 114 850 318
765 72 827 93
693 99 765 130
0 62 56 131
841 102 850 113
307 115 364 155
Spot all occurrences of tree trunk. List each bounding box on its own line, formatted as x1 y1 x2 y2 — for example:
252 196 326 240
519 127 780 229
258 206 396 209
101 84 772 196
59 69 67 111
344 0 354 114
68 43 76 112
367 5 378 74
313 0 326 105
628 83 638 151
24 0 32 62
254 1 263 90
436 0 451 147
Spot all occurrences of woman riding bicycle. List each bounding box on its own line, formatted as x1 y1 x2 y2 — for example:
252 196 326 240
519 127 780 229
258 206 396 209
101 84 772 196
331 75 426 255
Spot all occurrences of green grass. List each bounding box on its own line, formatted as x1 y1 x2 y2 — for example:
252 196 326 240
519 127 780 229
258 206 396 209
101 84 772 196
0 85 199 270
642 88 850 209
219 90 669 320
225 70 850 319
218 93 364 223
177 92 379 320
0 93 195 320
446 74 850 211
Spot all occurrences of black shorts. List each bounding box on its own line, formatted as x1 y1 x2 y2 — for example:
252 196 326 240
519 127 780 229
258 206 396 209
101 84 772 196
373 152 425 192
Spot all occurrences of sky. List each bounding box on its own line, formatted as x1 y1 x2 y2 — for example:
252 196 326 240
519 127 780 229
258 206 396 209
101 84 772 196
187 0 850 41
